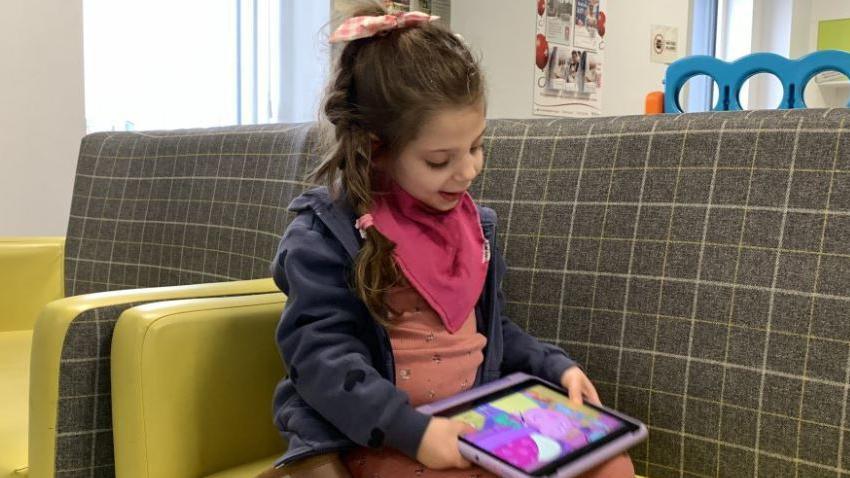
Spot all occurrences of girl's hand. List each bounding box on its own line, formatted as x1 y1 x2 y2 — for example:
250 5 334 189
560 366 601 406
416 417 475 470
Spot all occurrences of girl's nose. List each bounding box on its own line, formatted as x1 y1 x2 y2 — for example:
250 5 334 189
455 154 479 183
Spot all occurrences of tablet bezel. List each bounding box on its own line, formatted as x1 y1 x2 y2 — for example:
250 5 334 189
434 376 641 477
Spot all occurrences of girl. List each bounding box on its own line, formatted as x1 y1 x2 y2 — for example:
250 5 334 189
266 2 635 477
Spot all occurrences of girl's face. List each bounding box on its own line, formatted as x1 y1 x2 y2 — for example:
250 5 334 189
387 103 487 211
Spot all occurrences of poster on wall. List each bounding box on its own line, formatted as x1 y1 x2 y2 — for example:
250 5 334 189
533 0 606 117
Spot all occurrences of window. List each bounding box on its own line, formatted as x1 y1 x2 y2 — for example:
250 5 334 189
83 0 325 133
685 0 754 112
715 0 754 62
236 0 282 126
684 0 719 112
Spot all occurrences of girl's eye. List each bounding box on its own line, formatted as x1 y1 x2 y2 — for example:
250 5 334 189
426 160 450 169
471 144 484 153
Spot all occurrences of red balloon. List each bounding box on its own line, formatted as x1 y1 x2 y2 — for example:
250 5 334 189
537 0 545 16
535 34 549 70
597 11 606 37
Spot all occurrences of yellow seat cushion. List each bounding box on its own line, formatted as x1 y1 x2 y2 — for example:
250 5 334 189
0 330 33 477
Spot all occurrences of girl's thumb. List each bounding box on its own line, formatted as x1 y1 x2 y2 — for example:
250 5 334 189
447 420 474 468
452 420 476 436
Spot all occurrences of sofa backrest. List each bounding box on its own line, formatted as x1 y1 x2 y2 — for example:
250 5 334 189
60 109 850 477
478 109 850 477
65 123 322 296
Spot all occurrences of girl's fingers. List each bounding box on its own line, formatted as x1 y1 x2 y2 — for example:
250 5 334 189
451 420 476 436
585 380 602 405
568 382 584 406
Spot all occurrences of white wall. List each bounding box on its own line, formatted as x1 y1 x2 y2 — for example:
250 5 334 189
801 0 850 53
451 0 691 118
0 0 86 236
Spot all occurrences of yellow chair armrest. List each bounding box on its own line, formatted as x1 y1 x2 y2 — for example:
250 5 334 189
111 293 287 478
28 278 280 478
0 237 65 332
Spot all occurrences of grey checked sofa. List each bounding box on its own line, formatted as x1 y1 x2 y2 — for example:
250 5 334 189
46 108 850 477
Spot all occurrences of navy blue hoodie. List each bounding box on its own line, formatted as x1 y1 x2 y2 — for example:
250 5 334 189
270 186 576 467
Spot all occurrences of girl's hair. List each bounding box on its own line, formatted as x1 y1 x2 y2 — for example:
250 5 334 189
308 0 485 325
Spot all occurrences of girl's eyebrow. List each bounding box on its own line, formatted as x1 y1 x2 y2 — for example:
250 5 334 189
426 127 487 153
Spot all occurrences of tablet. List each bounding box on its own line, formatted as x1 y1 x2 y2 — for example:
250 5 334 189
417 372 647 478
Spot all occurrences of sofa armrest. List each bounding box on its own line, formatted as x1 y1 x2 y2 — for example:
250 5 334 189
111 293 287 478
0 237 64 332
28 278 280 478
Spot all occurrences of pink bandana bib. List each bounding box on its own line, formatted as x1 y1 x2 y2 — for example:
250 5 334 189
364 182 490 333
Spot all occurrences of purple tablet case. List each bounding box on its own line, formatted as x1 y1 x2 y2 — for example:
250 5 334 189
417 372 648 478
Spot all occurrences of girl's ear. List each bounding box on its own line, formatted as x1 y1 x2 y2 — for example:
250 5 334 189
369 133 382 155
369 133 386 169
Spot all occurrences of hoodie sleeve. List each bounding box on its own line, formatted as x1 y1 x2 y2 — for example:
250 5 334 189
492 232 577 385
272 213 431 460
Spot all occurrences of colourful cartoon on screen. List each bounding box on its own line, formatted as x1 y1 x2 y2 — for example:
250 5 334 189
453 385 623 472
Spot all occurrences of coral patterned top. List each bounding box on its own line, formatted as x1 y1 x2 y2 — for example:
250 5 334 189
342 280 496 478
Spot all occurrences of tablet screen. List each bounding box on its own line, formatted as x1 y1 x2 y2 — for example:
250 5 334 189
443 379 637 476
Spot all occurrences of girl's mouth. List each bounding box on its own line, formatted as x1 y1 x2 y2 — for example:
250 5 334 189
439 190 464 201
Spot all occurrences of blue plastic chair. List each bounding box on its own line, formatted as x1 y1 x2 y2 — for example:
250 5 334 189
664 50 850 113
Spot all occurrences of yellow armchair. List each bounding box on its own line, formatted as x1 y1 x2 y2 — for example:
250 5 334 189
0 237 65 478
26 278 283 478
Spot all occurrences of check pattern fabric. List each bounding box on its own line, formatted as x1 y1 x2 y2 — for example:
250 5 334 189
56 304 139 478
59 109 850 477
